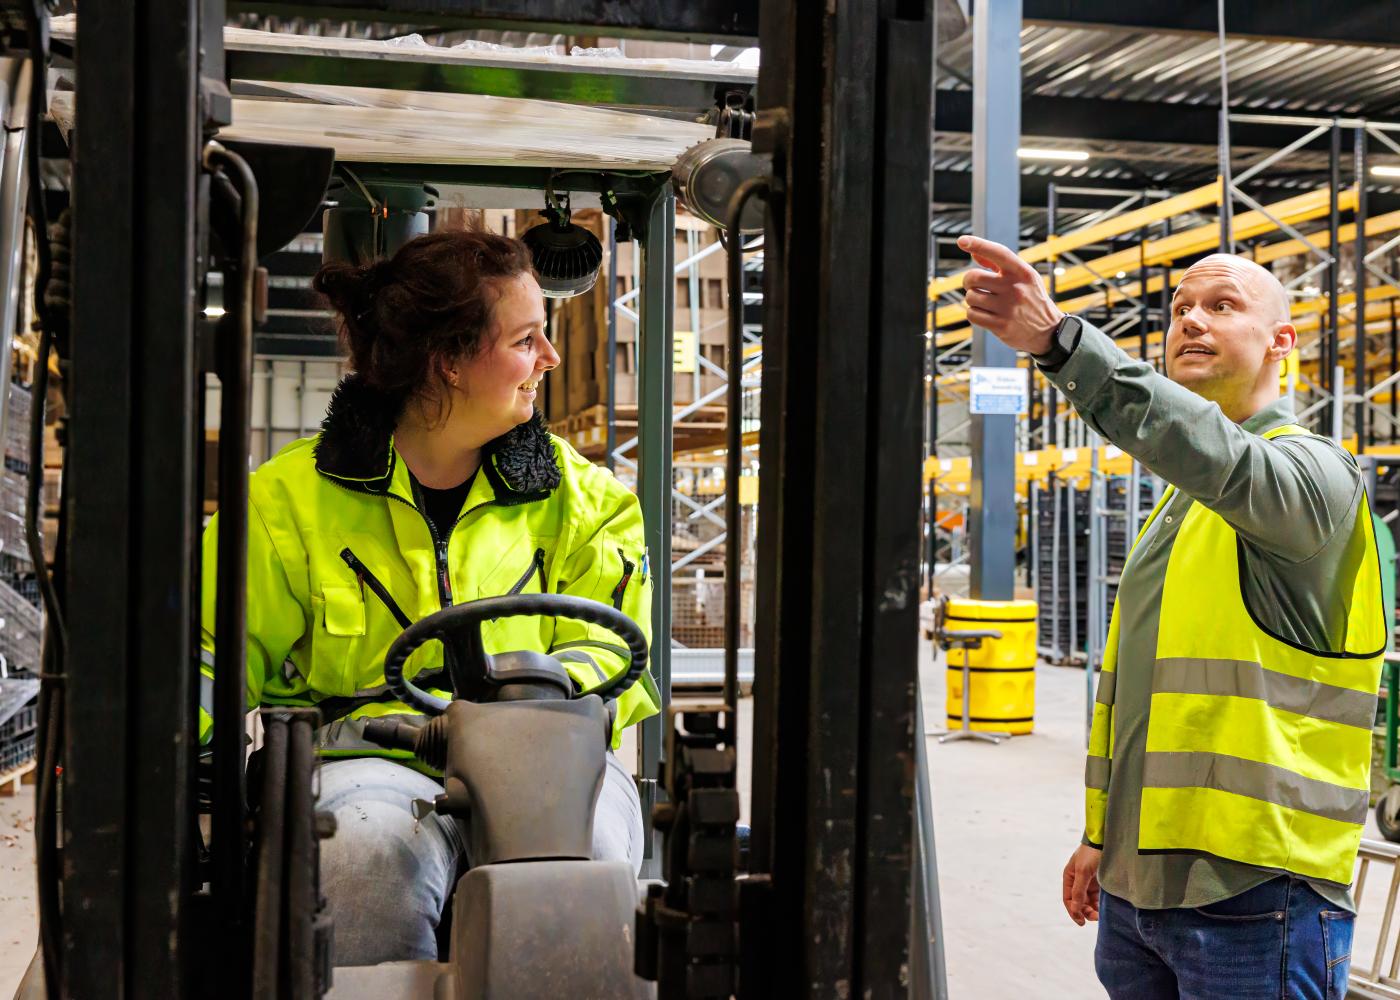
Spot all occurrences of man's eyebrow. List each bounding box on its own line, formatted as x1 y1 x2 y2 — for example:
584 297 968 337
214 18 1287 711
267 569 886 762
1171 277 1247 301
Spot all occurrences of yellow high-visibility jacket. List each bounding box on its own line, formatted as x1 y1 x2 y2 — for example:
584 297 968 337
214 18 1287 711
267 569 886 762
198 374 659 757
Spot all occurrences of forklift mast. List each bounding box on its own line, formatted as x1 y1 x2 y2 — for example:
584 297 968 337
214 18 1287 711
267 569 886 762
52 1 946 997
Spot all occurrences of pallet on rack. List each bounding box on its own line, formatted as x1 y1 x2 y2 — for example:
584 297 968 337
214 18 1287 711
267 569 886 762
0 755 34 796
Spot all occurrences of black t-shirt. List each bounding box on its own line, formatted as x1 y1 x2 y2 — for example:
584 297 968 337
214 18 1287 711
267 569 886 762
414 472 475 540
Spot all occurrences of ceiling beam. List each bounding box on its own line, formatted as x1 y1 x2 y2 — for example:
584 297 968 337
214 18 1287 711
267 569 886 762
1021 0 1400 48
936 90 1392 148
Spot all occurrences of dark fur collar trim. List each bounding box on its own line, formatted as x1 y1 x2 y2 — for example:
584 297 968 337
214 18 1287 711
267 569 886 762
313 373 561 499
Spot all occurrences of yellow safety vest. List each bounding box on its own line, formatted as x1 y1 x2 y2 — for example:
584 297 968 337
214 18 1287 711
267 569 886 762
1085 423 1386 886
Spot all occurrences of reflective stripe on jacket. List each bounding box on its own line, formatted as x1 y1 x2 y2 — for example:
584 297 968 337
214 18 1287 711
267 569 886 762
1085 423 1386 885
198 374 659 755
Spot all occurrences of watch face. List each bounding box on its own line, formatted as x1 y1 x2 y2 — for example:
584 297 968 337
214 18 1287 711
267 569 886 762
1058 316 1082 351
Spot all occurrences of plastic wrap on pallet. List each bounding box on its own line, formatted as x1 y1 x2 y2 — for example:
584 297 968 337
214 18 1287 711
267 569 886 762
0 471 24 519
0 577 43 674
0 510 25 561
4 383 28 464
0 676 38 728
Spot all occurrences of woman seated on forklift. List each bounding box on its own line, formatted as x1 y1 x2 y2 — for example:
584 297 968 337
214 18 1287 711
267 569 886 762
196 226 659 965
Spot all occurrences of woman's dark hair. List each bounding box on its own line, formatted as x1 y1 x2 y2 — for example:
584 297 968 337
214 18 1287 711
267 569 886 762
312 227 534 402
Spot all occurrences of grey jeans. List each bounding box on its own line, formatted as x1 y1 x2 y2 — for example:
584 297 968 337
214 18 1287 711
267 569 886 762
318 752 644 966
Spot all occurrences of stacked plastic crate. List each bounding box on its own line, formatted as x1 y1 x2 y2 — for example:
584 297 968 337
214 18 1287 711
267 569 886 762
0 383 42 778
1032 477 1089 664
1032 473 1158 666
0 675 38 776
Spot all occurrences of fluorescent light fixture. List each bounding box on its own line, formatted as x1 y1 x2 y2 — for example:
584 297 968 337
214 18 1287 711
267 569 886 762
1017 147 1090 162
203 306 226 318
1054 266 1066 276
1373 165 1400 178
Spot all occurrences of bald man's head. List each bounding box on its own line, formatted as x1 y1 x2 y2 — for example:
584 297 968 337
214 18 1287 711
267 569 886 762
1181 254 1291 325
1165 253 1298 422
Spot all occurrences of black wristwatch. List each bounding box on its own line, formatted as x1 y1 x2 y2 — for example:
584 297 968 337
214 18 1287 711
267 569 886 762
1032 314 1083 371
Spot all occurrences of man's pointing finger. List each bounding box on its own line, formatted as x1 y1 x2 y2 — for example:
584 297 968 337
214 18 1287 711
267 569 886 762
957 235 1032 279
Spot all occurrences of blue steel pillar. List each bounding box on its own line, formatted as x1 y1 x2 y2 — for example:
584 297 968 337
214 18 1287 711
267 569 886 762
968 0 1021 600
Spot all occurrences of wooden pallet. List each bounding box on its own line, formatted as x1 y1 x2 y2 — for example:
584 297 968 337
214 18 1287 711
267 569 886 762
0 756 36 796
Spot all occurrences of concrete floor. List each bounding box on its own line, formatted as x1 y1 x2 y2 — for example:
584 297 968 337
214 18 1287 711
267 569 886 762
0 782 35 998
920 641 1101 997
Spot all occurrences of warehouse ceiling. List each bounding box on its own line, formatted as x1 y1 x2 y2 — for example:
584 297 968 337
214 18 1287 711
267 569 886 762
932 11 1400 238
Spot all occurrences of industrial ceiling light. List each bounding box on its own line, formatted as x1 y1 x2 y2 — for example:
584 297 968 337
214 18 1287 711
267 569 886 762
672 138 768 235
1017 147 1091 162
1373 165 1400 178
522 189 603 299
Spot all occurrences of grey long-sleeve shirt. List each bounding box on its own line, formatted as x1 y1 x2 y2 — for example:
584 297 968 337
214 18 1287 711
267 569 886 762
1044 320 1367 911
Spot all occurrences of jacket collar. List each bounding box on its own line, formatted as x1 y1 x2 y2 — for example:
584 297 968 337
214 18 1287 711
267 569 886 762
312 373 561 504
1242 397 1298 436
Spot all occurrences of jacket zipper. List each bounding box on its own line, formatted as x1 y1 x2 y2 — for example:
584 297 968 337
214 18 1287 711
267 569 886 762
339 548 413 629
507 548 547 596
409 477 457 608
322 474 498 610
610 548 635 611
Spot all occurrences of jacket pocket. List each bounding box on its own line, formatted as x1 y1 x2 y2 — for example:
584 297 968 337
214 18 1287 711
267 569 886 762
308 585 367 696
505 548 547 596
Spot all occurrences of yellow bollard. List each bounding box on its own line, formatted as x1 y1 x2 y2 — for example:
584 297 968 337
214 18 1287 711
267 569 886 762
944 598 1038 735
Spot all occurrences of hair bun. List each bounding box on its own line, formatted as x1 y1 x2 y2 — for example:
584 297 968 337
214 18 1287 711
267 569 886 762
313 258 393 320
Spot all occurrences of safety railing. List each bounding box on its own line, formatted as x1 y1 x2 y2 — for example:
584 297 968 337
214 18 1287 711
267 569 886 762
1351 838 1400 999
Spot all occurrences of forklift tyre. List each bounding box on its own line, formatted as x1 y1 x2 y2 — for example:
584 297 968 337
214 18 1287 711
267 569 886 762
1377 786 1400 843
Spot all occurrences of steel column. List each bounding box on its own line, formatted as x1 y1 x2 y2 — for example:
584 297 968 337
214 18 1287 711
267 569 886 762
968 0 1020 600
1047 184 1060 447
1327 121 1341 435
1356 126 1369 452
635 185 674 879
606 217 617 473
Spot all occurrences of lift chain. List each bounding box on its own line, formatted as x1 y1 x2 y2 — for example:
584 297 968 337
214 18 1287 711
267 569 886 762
636 704 740 999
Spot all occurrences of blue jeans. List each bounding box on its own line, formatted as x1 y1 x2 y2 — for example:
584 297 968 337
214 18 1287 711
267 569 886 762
1095 878 1354 1000
318 753 645 966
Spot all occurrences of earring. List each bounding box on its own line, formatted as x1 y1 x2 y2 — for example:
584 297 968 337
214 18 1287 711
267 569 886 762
449 370 460 387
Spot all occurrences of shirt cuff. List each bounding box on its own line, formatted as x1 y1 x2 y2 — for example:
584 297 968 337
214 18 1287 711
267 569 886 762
1040 320 1120 413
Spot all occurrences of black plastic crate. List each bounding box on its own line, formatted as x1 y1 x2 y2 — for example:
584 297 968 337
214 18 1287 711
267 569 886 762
0 730 35 774
0 698 34 741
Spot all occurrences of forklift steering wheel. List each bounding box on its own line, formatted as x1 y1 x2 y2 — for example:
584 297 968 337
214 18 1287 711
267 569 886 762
381 593 649 716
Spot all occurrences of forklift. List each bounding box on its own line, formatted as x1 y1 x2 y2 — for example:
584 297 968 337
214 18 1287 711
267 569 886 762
11 0 953 996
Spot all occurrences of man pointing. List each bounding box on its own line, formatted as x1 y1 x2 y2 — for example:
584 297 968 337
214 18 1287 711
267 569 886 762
957 234 1386 999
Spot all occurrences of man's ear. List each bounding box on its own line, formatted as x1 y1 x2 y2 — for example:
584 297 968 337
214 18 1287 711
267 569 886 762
1269 322 1297 362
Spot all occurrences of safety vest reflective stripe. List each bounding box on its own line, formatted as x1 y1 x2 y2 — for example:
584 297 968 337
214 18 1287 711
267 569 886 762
1142 751 1369 825
1094 670 1115 706
1152 657 1375 730
1085 756 1111 791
